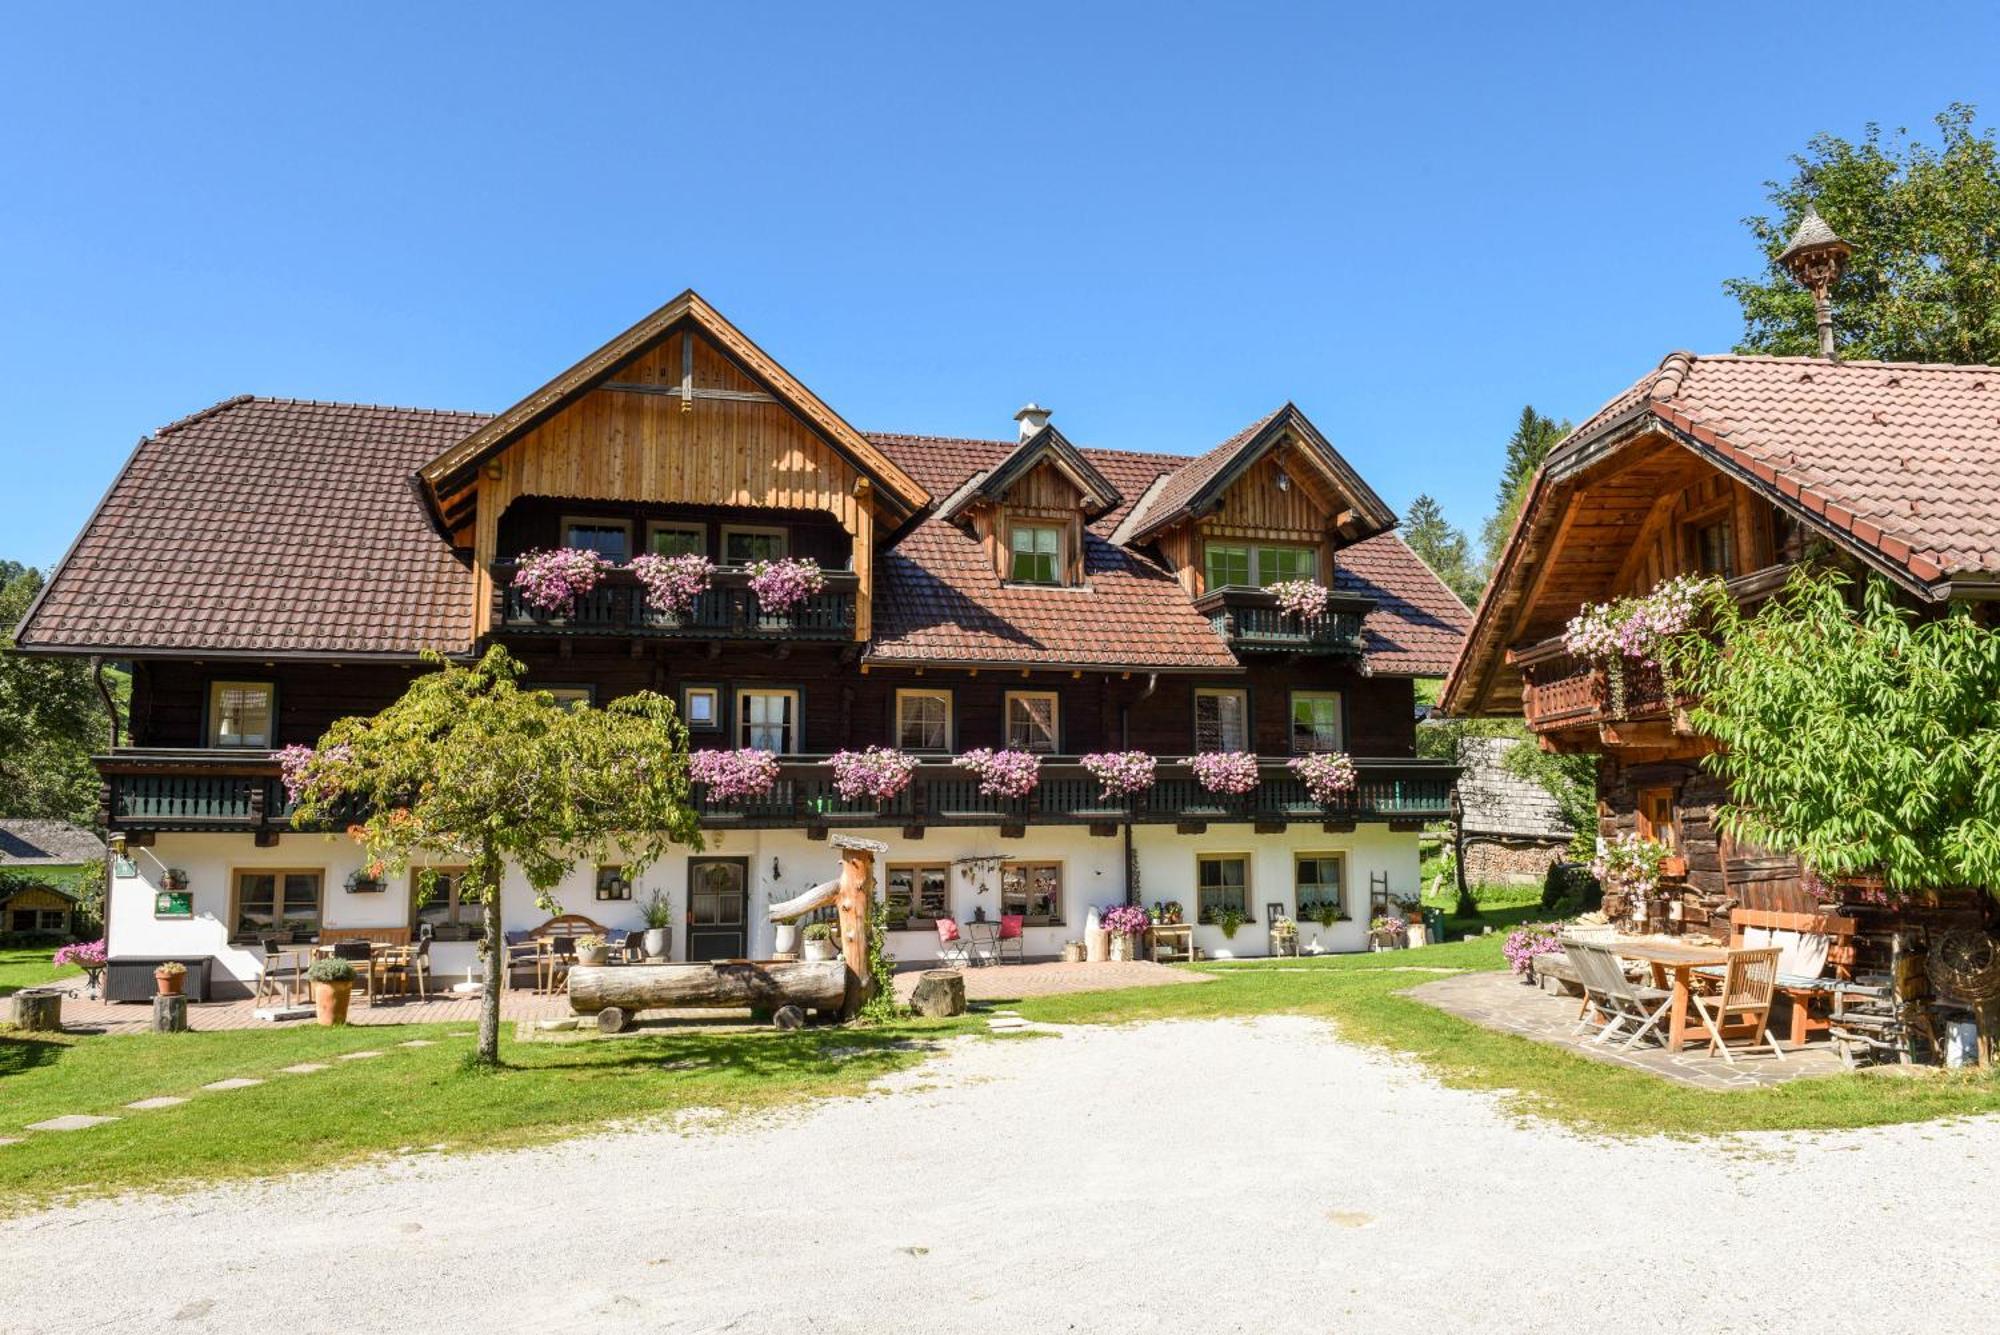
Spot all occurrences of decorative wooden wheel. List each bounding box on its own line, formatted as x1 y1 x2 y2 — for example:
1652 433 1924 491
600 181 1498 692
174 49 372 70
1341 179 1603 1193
1927 929 2000 1002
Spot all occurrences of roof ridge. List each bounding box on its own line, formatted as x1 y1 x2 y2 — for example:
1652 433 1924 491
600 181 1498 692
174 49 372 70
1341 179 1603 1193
866 430 1196 466
1649 350 1695 401
152 394 257 436
245 395 492 418
1684 353 2000 372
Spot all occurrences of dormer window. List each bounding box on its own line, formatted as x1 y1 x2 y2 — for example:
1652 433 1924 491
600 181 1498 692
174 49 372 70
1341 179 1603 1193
1203 541 1317 590
1009 523 1064 585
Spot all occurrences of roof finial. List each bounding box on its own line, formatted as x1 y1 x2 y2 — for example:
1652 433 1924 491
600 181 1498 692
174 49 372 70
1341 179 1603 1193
1778 202 1852 360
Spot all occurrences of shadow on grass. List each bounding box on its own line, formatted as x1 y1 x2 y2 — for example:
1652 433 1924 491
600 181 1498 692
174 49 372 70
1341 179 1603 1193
0 1033 70 1079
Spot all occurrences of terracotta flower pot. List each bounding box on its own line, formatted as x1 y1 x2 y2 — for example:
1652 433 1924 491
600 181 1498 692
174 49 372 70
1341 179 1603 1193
314 978 354 1026
1661 855 1689 878
154 969 184 997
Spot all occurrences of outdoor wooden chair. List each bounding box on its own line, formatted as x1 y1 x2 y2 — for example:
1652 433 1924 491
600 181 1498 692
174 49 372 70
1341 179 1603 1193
380 938 432 1000
254 936 306 1006
539 934 577 993
1566 940 1674 1049
331 939 378 1007
1688 946 1786 1064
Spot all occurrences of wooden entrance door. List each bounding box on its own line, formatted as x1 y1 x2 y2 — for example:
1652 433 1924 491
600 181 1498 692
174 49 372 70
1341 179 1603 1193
687 858 749 960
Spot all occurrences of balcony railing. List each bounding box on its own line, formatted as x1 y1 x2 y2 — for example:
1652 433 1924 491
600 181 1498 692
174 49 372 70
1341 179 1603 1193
490 564 859 641
1193 586 1372 655
96 750 1455 833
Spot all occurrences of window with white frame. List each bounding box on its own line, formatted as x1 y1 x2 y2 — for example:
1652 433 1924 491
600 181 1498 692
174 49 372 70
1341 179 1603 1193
1289 691 1343 754
1193 687 1249 752
682 685 721 732
1008 523 1063 584
562 517 631 562
540 685 593 711
896 688 952 752
1000 860 1063 924
1295 854 1345 918
1005 691 1060 753
209 681 274 748
723 526 788 565
1196 854 1250 923
738 688 800 752
647 522 706 558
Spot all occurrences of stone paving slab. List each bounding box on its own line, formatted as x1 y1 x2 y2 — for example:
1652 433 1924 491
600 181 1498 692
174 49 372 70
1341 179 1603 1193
1407 970 1846 1091
398 1039 438 1048
0 1137 21 1147
126 1096 190 1110
202 1078 265 1091
336 1050 386 1060
27 1114 120 1132
279 1063 330 1074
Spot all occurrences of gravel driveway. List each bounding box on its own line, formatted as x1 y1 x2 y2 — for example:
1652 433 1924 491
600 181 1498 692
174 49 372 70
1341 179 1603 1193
5 1016 1997 1334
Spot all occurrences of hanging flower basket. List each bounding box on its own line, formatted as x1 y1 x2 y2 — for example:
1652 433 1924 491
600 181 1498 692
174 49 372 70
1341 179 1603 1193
1189 751 1260 796
953 748 1040 799
1288 751 1357 805
747 558 827 616
512 547 613 618
1268 579 1332 620
828 747 920 802
690 748 782 801
1079 750 1157 801
630 552 713 616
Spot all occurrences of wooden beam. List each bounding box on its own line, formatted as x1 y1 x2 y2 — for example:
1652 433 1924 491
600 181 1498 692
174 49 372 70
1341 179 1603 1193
601 381 778 405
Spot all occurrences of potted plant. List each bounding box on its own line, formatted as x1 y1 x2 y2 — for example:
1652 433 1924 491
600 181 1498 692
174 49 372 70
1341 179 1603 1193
575 935 610 967
1270 915 1299 957
802 921 838 962
1216 906 1245 939
1102 904 1150 960
1369 915 1408 950
639 888 673 961
345 865 385 893
308 957 356 1025
153 959 186 997
1309 902 1345 930
1152 899 1185 926
772 917 801 956
162 868 189 891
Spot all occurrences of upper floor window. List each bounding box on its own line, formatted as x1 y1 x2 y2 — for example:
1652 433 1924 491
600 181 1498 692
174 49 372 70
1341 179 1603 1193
739 688 800 752
563 517 631 563
723 526 787 565
682 685 721 732
1256 544 1317 585
648 522 706 558
1009 523 1063 585
1005 691 1060 752
1194 687 1249 752
1203 542 1318 589
209 681 274 748
896 688 953 752
1290 691 1343 754
1689 516 1734 578
540 686 594 711
1204 544 1251 589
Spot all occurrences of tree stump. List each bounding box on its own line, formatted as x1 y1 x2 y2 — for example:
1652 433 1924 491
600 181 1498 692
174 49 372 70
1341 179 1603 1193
596 1006 631 1035
8 989 62 1032
772 1004 806 1030
910 969 966 1018
151 994 189 1034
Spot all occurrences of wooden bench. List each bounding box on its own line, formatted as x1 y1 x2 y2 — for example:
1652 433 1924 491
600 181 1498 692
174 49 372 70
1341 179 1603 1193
1726 908 1860 1046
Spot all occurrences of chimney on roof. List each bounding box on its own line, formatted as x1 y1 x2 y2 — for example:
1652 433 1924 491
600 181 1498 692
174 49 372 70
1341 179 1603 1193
1779 203 1852 361
1013 402 1051 441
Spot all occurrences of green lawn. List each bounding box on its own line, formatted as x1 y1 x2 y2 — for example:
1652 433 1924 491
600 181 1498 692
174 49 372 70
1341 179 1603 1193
0 946 75 998
1008 936 2000 1137
0 1015 978 1213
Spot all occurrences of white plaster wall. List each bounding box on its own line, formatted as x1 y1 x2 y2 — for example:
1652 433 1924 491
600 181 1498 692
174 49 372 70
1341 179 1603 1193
111 821 1423 984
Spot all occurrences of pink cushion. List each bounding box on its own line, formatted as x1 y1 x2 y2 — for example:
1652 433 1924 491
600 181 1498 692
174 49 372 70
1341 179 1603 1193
936 919 961 943
999 914 1024 940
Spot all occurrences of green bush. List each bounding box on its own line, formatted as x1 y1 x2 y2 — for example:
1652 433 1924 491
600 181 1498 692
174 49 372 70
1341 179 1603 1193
802 922 837 942
1539 861 1600 918
307 958 356 984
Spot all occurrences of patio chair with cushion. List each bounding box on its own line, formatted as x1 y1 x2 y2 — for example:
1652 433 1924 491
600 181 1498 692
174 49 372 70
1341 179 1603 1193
995 913 1025 964
1689 946 1786 1064
1566 940 1673 1049
935 918 975 969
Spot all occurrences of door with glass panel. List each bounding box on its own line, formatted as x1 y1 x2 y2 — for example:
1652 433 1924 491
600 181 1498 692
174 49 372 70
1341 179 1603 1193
687 858 749 960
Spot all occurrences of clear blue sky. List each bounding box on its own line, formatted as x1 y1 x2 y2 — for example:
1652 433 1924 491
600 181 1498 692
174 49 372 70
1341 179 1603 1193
4 2 1996 569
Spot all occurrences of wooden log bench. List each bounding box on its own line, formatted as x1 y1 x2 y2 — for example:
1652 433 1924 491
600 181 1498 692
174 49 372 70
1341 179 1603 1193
1532 953 1584 997
568 960 848 1033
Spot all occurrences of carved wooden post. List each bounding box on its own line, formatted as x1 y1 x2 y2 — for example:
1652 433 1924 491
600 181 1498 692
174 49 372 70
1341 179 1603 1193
832 834 886 1019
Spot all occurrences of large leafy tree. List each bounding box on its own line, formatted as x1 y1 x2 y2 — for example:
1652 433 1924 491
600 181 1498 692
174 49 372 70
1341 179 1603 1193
1479 406 1570 576
287 647 702 1062
1402 494 1480 608
1 564 116 823
1667 571 2000 894
1726 103 2000 364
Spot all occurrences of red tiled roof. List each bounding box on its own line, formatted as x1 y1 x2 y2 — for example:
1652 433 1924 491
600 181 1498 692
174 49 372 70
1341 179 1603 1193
1551 352 2000 587
16 397 486 657
16 402 1467 674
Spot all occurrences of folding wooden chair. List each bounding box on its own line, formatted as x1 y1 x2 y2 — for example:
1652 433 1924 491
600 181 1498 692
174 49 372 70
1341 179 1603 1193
1689 946 1786 1064
1567 941 1674 1049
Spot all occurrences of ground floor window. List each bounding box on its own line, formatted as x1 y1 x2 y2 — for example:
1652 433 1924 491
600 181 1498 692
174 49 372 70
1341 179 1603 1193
1294 854 1345 918
233 869 323 940
411 867 476 938
8 908 67 933
885 862 950 927
1636 786 1678 847
1000 860 1062 925
1196 854 1250 923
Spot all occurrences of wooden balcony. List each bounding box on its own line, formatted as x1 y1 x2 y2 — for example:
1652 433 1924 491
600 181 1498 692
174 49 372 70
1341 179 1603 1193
1193 587 1372 655
96 750 1455 835
490 564 859 642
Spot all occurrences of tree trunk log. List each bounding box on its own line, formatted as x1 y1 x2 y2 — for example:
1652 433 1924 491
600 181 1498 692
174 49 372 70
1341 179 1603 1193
8 990 62 1032
567 961 848 1015
909 969 966 1018
151 994 188 1033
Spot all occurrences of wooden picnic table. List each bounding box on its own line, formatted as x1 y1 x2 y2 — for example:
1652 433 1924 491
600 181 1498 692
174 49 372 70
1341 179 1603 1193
1606 939 1732 1053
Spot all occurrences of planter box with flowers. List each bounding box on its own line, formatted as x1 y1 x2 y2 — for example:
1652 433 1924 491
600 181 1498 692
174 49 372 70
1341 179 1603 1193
952 748 1040 807
827 746 920 814
746 557 826 623
1187 750 1259 815
511 547 614 621
630 551 715 625
1078 750 1156 812
1288 751 1357 808
690 748 783 812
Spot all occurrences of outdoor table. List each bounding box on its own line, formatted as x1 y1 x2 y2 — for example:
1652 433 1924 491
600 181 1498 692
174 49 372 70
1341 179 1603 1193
312 942 389 1005
965 921 999 966
1605 939 1732 1052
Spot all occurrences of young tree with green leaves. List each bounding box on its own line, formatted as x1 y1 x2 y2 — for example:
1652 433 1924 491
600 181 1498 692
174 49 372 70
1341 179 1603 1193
1402 494 1480 608
1479 406 1570 575
285 647 702 1062
1666 570 2000 894
1727 103 2000 365
1 564 117 823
